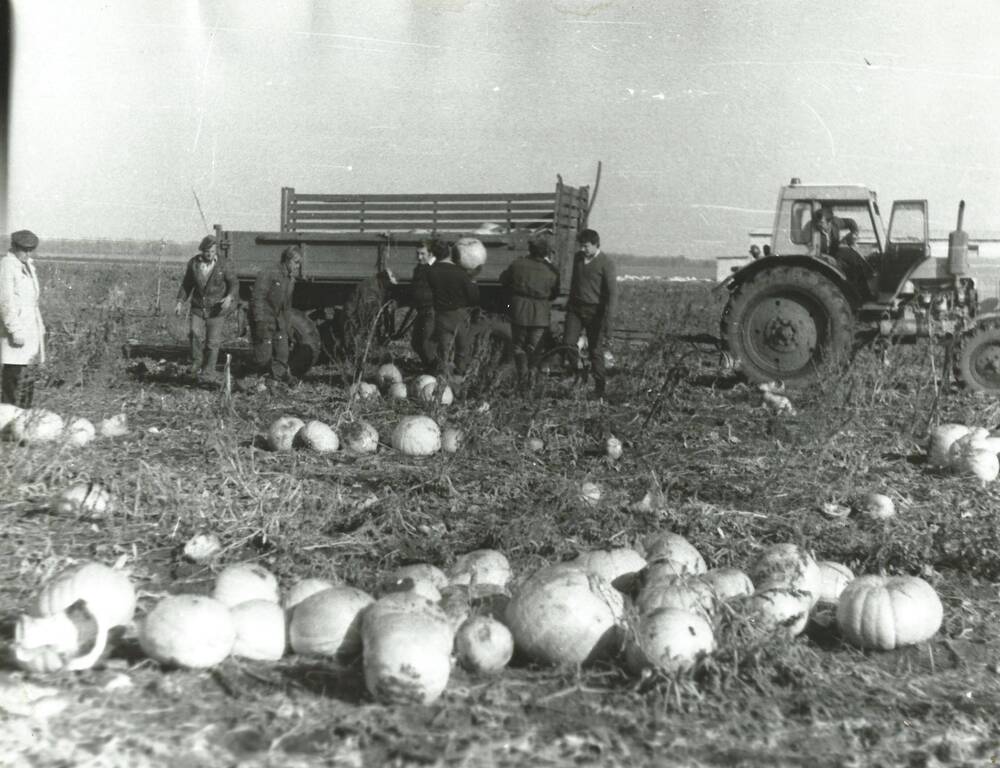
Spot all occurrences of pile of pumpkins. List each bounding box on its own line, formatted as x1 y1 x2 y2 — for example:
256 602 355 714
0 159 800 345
11 536 944 705
927 423 1000 482
350 363 455 407
265 400 462 459
0 403 128 447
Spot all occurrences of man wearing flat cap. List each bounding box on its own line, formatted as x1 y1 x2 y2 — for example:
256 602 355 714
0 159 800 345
175 234 238 381
0 230 45 407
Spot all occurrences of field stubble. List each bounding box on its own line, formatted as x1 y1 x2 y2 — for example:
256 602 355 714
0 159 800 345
0 262 999 766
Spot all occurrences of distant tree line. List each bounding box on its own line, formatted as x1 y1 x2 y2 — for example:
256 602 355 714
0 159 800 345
38 238 199 258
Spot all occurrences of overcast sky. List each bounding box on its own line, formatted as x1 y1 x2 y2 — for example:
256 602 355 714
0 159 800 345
6 0 1000 258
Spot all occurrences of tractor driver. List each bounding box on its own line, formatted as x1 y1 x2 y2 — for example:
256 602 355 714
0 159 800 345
803 205 859 257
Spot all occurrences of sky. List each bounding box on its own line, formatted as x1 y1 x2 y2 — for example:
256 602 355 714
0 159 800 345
5 0 1000 258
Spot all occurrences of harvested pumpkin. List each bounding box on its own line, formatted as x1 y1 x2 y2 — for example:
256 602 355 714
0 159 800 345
34 561 136 629
625 607 715 675
391 415 441 456
139 595 236 668
642 532 707 576
230 599 287 661
836 575 943 650
362 591 454 704
294 420 339 452
265 416 305 452
212 563 280 608
750 543 822 607
454 615 514 674
504 564 625 666
288 586 373 657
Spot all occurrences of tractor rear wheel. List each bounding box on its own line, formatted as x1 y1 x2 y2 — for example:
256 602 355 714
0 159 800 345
721 266 854 385
955 324 1000 395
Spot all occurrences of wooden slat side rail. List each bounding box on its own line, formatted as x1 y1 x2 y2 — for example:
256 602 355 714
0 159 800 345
289 192 557 203
288 201 558 213
286 220 555 232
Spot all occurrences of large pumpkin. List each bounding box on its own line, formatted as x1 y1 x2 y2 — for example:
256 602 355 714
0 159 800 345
294 421 340 452
625 607 715 675
362 591 454 704
139 595 236 668
391 415 441 456
569 548 647 592
34 561 136 629
448 550 511 591
342 420 379 454
836 575 943 650
927 423 969 467
504 565 625 666
455 238 487 272
9 408 64 444
700 567 754 601
230 599 287 661
288 586 374 657
265 416 305 452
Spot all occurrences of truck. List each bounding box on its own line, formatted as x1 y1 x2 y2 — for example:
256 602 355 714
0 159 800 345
214 174 594 376
719 178 1000 393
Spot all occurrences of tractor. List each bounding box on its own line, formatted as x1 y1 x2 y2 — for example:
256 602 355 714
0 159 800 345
719 178 1000 393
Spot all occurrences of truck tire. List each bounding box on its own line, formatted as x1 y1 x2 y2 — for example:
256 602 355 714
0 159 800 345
288 309 321 378
721 265 853 385
955 322 1000 395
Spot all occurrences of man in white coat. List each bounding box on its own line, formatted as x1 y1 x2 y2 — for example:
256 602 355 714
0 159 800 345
0 230 45 407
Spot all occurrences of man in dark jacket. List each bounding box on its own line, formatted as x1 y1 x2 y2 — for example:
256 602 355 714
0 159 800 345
426 243 479 378
499 237 560 389
410 238 447 372
563 228 617 399
249 245 302 382
175 235 238 380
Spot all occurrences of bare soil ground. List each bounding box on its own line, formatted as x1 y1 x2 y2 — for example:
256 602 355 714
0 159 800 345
1 261 999 767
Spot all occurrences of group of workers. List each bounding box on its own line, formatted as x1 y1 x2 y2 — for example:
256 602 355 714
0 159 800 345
0 225 618 405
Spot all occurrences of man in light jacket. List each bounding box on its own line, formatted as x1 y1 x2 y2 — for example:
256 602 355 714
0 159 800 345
175 234 238 381
0 230 45 407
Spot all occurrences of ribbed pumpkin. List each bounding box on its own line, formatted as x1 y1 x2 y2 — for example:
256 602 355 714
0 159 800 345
391 415 441 456
139 595 236 668
212 563 280 608
230 599 287 661
265 416 305 452
505 565 625 666
14 600 108 673
294 420 339 452
362 591 454 704
34 561 136 629
836 575 943 650
625 607 715 675
288 586 373 657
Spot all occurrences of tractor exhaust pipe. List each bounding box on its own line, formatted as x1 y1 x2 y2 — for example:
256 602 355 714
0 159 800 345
948 200 969 277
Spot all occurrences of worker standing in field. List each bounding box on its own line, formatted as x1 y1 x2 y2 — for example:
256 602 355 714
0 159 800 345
248 245 302 385
0 230 45 407
410 238 446 372
174 235 238 382
499 236 560 391
563 228 617 400
427 242 479 381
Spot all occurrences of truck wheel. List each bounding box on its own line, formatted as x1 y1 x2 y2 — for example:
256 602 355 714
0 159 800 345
955 324 1000 394
721 266 853 385
288 309 321 378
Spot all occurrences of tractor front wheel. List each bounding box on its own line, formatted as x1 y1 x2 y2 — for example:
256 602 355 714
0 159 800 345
721 266 854 385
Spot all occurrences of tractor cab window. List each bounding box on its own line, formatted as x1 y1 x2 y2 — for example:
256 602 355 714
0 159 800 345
788 200 877 257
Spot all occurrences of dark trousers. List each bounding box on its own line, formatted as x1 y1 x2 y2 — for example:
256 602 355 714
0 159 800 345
252 321 290 380
563 303 607 394
190 313 225 376
411 307 437 370
434 308 473 376
1 364 34 408
512 325 546 382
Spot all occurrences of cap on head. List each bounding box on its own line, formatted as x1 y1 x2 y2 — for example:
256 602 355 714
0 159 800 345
199 235 217 252
11 230 39 252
